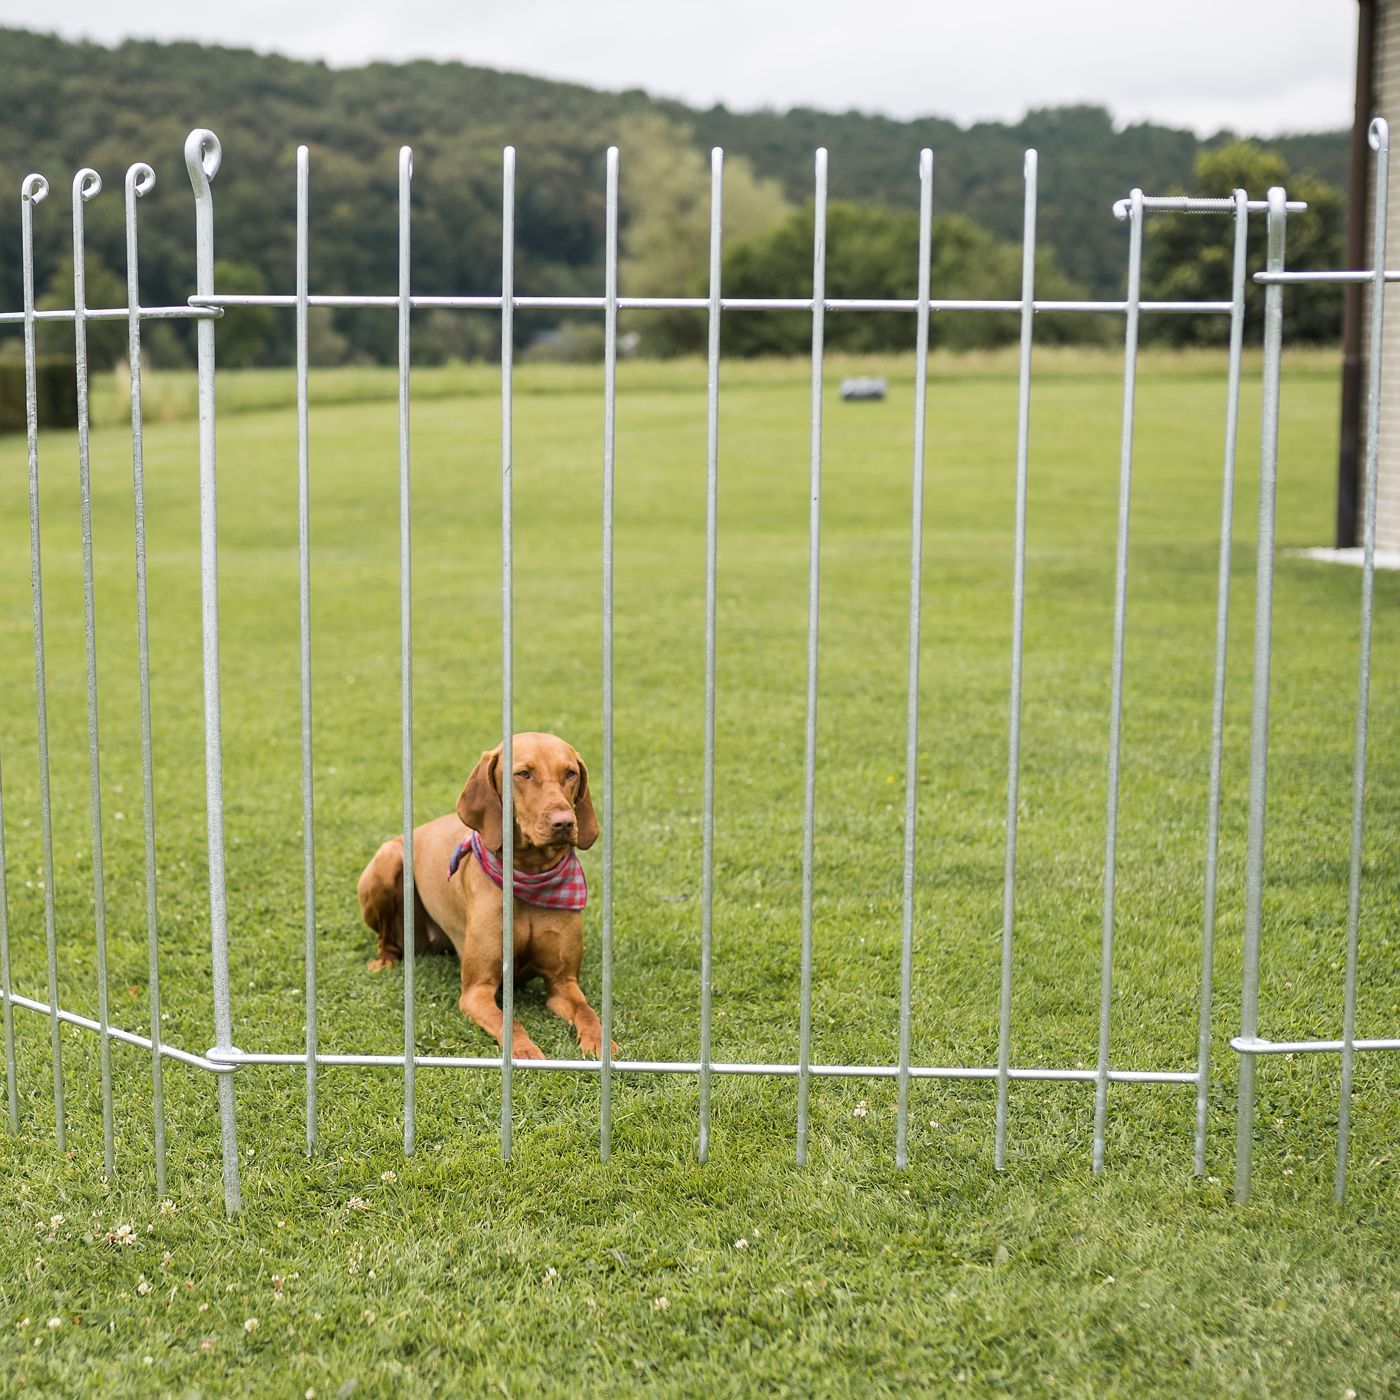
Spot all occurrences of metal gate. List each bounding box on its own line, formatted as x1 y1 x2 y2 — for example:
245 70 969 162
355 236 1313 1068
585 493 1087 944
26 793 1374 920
0 123 1393 1214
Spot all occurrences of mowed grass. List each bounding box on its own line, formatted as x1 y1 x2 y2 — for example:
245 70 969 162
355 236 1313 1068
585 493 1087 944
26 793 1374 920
0 348 1395 1395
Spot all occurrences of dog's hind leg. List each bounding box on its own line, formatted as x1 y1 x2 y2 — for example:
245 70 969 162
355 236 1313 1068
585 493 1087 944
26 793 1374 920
358 837 406 971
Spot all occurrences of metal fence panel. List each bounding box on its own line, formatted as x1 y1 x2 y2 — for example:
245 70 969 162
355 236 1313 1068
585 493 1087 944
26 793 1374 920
0 123 1392 1216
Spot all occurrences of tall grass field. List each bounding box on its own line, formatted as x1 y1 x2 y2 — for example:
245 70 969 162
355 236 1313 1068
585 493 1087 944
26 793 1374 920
0 348 1395 1394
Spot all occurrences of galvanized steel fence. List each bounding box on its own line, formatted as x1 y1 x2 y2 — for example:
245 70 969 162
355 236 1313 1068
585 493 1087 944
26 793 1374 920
0 122 1394 1215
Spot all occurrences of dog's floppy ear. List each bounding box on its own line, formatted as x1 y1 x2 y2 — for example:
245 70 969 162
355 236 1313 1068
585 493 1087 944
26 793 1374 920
457 747 503 851
573 753 600 851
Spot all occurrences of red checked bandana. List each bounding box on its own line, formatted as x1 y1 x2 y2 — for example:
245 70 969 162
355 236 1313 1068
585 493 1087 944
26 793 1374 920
448 829 588 911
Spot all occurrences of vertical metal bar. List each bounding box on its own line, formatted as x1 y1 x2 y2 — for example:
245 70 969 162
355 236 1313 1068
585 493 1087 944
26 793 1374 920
795 148 827 1166
397 146 416 1159
699 146 723 1163
500 146 517 1163
1092 187 1145 1175
600 146 618 1162
895 148 934 1170
72 168 116 1180
0 749 15 1130
185 128 241 1216
1193 189 1249 1177
21 172 64 1150
994 149 1038 1172
125 161 166 1194
296 145 318 1159
1336 117 1390 1201
1234 186 1289 1205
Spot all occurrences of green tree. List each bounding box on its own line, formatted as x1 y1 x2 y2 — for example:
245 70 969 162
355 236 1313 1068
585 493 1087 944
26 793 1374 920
413 308 497 366
1142 142 1344 345
0 28 1349 360
720 201 1102 357
213 260 277 368
618 114 791 355
38 255 128 369
300 309 349 367
141 321 193 370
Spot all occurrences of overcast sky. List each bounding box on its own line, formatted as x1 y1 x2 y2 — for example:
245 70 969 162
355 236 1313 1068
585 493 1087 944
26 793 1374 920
0 0 1359 137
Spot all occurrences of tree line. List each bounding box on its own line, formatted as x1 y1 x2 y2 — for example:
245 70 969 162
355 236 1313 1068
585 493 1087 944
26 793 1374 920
0 27 1350 368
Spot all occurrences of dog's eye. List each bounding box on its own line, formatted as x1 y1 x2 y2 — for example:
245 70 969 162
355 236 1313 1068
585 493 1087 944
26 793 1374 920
514 769 532 781
564 769 578 782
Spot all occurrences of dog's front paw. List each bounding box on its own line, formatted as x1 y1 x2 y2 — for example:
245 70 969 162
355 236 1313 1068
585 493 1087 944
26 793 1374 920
366 956 399 973
577 1027 620 1059
512 1039 546 1061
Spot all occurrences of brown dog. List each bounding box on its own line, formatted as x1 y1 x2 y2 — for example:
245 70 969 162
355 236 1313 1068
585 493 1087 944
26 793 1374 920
356 732 614 1060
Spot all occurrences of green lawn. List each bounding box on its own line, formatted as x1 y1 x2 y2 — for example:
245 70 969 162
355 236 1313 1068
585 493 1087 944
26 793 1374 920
0 349 1395 1395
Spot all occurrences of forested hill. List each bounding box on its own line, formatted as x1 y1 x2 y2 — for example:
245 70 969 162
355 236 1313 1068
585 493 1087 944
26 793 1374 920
0 25 1348 358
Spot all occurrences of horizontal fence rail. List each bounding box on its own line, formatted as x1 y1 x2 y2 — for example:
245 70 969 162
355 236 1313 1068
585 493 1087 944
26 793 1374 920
189 292 1234 313
0 122 1393 1216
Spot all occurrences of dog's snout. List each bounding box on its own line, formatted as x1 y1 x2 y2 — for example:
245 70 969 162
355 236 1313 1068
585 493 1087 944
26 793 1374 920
548 809 576 833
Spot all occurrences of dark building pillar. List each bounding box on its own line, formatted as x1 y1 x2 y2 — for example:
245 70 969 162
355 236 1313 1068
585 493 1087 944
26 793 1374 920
1339 0 1377 548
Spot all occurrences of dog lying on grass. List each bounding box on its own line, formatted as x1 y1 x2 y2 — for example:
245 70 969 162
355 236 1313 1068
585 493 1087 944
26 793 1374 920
356 731 614 1060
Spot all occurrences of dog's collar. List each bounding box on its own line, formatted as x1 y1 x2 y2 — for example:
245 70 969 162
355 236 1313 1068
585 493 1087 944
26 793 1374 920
448 829 588 911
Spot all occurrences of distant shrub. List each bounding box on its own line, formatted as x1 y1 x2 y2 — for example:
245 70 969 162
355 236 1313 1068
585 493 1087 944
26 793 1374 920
0 354 78 433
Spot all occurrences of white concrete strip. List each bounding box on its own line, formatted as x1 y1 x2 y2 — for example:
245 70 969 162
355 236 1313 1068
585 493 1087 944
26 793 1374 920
1289 546 1400 570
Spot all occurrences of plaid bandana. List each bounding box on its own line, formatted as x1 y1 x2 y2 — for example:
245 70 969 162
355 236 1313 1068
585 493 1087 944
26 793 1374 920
448 829 588 911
